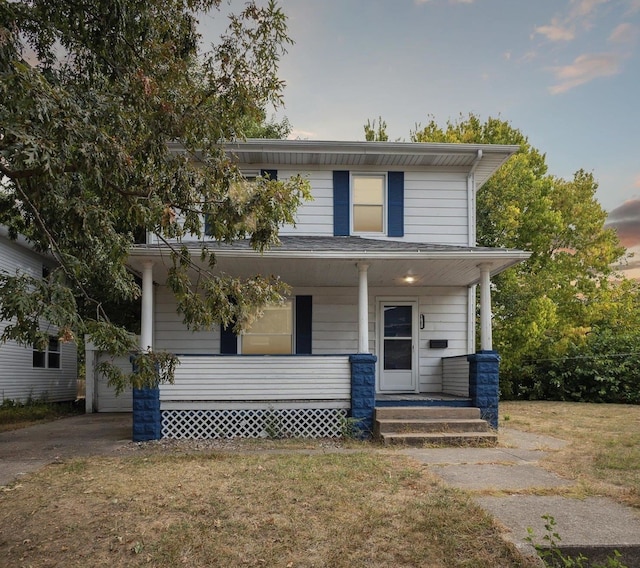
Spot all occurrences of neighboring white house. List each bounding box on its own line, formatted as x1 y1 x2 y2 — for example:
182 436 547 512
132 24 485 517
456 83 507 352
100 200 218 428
92 140 530 438
0 227 77 403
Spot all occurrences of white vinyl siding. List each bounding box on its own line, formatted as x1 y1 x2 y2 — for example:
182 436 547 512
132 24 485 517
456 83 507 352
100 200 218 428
154 285 220 354
403 171 468 244
148 284 468 396
94 353 133 412
417 288 469 392
279 170 334 236
280 169 469 244
0 237 77 403
146 167 471 245
160 355 350 407
442 355 470 397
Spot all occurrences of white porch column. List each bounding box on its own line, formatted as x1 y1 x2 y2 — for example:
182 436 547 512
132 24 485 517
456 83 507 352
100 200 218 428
357 262 370 354
141 260 154 352
479 263 492 351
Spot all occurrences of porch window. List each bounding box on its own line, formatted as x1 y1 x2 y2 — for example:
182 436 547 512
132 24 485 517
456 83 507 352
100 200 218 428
33 336 61 369
242 301 293 355
352 174 385 233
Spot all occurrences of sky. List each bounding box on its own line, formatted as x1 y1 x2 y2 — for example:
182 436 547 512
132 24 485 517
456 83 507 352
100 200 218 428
199 0 640 242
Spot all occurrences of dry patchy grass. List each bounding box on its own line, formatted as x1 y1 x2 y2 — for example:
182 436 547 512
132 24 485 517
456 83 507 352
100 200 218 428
500 401 640 508
0 401 82 433
0 451 536 568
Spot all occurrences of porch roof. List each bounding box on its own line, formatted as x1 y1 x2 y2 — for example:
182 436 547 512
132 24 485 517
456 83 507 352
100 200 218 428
128 236 530 288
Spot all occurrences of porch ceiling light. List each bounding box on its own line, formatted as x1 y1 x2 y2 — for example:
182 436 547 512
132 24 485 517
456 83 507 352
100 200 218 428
403 275 417 284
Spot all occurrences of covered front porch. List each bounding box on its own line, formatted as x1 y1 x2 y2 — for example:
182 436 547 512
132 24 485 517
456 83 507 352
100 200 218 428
131 352 498 440
126 237 525 440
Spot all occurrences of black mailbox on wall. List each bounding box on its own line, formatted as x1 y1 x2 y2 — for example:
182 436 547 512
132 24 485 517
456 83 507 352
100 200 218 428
429 339 449 349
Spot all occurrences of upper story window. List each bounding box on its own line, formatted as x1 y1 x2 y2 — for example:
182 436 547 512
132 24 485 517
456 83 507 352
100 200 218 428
33 336 61 369
333 170 404 238
352 174 385 234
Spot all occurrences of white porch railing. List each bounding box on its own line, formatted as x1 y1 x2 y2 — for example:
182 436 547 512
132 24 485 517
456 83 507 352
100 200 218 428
442 355 470 397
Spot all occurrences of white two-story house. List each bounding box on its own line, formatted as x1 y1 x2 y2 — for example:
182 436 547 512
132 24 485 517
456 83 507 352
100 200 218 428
96 140 530 440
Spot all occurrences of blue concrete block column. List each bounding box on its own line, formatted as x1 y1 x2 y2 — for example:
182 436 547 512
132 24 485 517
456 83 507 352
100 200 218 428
349 354 377 438
467 350 500 429
132 387 161 441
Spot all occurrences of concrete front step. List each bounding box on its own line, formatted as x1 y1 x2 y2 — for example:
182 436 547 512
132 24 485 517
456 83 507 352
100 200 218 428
375 406 480 420
377 418 490 434
374 406 496 447
379 431 498 447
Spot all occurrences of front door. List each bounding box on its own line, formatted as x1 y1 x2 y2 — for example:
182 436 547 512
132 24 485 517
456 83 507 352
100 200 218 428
377 301 418 392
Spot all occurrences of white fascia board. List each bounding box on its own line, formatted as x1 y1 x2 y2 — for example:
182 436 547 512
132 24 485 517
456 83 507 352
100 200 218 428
128 246 531 263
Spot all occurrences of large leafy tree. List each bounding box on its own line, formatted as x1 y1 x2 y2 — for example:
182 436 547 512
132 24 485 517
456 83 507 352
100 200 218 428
410 115 628 397
0 0 310 390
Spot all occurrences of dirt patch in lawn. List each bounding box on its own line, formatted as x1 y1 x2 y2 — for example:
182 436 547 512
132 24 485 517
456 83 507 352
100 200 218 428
0 450 537 568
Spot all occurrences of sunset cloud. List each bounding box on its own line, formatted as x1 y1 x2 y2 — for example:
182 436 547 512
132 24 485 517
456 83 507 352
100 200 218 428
606 199 640 248
609 22 639 45
569 0 611 19
548 52 621 93
535 19 575 41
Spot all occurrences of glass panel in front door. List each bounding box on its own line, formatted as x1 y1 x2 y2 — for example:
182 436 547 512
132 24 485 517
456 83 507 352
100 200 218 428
383 306 412 371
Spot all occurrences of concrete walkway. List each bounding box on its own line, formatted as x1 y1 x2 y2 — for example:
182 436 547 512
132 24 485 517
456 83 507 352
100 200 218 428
401 427 640 567
1 416 639 566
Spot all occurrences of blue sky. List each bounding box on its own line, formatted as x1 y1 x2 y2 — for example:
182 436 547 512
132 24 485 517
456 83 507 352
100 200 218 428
200 0 640 217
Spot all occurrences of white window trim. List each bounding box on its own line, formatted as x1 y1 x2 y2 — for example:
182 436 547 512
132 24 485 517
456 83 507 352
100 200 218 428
33 335 62 370
350 172 387 236
238 300 295 355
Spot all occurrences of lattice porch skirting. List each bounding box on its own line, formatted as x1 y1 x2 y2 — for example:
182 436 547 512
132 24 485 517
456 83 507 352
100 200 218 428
161 408 349 439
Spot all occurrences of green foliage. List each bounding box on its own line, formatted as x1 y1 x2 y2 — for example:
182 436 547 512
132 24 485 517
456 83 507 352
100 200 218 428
0 0 310 389
526 514 628 568
0 399 82 427
364 116 389 141
339 415 364 439
518 326 640 403
412 114 629 400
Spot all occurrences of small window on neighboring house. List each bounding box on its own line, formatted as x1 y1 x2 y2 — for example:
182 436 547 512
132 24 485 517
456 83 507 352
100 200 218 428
42 265 50 279
242 301 293 355
33 336 61 369
352 174 385 233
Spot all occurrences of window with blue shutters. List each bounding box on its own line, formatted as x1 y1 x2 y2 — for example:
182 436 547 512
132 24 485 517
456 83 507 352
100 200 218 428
333 171 404 237
220 295 312 355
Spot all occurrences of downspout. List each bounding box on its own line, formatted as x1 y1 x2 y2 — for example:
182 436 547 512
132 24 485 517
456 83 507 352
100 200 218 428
467 149 482 247
467 149 482 353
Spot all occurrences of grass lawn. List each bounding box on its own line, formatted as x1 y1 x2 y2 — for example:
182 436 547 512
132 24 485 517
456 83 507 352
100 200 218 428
2 401 637 567
500 401 640 508
0 450 536 567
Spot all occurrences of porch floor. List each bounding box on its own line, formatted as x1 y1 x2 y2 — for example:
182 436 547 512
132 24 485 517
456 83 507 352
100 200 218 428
375 392 472 407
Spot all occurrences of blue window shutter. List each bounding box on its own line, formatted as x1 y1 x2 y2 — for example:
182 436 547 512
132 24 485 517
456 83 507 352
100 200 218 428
333 170 350 236
220 324 237 354
388 171 404 237
295 295 312 354
261 169 278 181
